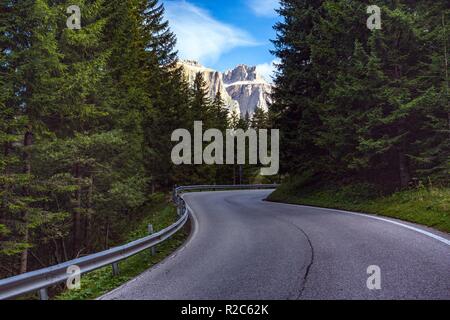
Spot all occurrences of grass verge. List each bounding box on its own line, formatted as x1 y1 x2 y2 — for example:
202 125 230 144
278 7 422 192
268 182 450 233
55 198 189 300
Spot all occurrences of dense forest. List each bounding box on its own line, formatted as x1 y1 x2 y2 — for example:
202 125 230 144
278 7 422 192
271 0 449 192
0 0 270 278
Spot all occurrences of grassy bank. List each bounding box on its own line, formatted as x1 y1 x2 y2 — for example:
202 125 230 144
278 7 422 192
55 196 189 300
268 181 450 234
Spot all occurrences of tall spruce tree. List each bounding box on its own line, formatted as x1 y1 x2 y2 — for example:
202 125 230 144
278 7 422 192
411 2 450 183
271 0 327 177
139 0 191 191
0 0 69 273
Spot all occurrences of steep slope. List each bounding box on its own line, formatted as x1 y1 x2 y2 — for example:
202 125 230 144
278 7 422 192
224 65 272 116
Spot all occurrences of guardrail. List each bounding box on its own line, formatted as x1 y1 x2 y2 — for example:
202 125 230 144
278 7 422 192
0 184 277 300
172 184 278 215
174 184 278 197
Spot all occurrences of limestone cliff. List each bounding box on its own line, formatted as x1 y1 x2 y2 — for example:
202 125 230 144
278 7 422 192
178 60 272 117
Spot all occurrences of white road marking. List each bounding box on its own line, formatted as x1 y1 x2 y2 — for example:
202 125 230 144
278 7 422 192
282 203 450 247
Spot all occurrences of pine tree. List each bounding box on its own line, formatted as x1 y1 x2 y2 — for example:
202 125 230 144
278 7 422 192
229 109 241 130
361 4 430 189
53 0 113 255
210 91 232 184
143 0 177 66
251 107 269 129
186 72 214 184
191 72 213 124
138 0 191 191
271 0 327 177
212 91 229 131
411 2 450 183
146 65 192 190
0 0 69 272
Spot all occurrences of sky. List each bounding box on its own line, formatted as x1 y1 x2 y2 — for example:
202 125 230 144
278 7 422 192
162 0 281 81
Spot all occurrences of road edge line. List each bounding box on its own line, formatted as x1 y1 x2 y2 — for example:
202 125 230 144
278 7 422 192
266 200 450 247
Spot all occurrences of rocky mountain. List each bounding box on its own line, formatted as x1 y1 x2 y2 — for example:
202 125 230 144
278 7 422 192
178 60 272 117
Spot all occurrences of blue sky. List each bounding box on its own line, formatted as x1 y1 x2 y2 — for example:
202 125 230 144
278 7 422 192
163 0 281 80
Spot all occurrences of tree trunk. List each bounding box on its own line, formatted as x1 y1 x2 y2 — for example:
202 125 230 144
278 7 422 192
73 162 82 257
19 228 29 274
52 238 61 264
443 14 450 133
84 176 93 248
105 222 110 250
20 127 33 274
61 238 68 262
398 150 410 189
1 140 9 216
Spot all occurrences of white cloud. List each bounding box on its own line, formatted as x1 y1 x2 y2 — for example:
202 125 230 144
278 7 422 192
248 0 279 17
256 59 280 83
164 1 259 65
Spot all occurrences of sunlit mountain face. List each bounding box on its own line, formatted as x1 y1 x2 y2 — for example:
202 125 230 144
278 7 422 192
179 60 273 117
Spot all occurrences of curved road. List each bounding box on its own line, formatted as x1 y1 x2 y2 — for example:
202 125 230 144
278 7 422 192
102 190 450 300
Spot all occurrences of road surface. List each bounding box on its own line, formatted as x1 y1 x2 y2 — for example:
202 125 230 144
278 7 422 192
101 190 450 300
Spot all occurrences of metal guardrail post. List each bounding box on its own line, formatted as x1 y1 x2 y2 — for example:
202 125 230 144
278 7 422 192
148 224 156 256
112 262 120 276
38 288 49 300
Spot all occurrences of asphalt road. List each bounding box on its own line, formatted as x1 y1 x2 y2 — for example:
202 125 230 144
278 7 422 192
101 190 450 300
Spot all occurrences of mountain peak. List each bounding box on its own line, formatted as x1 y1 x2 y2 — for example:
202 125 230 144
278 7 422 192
182 59 203 67
223 64 265 84
178 60 272 117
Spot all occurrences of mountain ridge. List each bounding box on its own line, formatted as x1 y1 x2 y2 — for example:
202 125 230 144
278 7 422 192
178 60 273 117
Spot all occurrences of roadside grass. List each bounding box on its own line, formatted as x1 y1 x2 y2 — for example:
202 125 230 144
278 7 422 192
268 182 450 233
55 200 188 300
